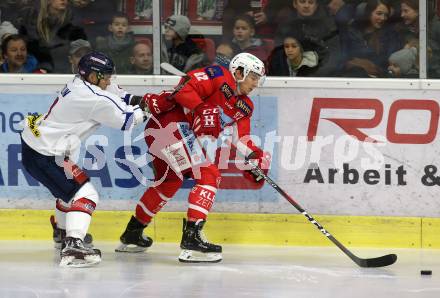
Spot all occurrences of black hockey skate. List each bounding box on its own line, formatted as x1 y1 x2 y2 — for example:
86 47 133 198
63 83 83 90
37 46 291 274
115 216 153 253
59 237 101 267
178 218 222 263
50 215 93 249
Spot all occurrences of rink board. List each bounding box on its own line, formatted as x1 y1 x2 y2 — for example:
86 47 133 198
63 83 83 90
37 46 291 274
0 209 438 248
1 78 440 218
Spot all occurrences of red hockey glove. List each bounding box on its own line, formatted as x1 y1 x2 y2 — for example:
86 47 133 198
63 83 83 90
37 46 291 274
243 150 271 184
192 102 222 138
142 90 175 116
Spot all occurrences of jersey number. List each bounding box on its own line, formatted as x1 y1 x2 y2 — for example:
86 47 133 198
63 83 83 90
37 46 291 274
194 72 209 81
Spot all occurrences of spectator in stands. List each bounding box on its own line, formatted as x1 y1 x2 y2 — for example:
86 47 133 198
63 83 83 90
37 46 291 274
127 41 153 75
68 38 92 73
327 0 358 28
428 7 440 78
275 0 342 76
71 0 120 44
0 0 35 24
394 0 418 45
222 0 289 39
16 0 86 73
96 13 135 73
0 22 19 41
387 46 418 78
0 21 19 65
276 0 334 38
268 33 319 77
340 0 401 77
0 34 45 73
163 14 204 72
230 14 272 63
214 42 235 68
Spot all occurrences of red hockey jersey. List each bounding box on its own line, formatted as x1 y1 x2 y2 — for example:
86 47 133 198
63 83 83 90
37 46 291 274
173 64 258 153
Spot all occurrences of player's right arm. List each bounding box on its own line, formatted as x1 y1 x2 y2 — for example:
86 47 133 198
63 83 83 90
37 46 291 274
106 80 175 117
88 90 146 131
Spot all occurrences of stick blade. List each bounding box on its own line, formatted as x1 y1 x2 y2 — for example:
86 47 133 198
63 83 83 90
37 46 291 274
357 254 397 268
160 62 186 76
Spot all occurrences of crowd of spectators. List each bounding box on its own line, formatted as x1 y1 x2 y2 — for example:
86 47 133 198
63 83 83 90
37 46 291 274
0 0 438 78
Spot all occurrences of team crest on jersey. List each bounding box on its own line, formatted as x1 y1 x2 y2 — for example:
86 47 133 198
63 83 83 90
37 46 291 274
235 99 252 116
219 83 234 100
204 65 223 79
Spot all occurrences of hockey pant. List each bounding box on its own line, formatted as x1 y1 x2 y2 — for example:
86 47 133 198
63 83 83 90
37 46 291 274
21 138 98 240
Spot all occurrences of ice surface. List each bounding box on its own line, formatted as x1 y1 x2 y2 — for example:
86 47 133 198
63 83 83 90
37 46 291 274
0 241 438 298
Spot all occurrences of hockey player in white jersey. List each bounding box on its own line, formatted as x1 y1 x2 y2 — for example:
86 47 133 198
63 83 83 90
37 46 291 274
20 51 174 267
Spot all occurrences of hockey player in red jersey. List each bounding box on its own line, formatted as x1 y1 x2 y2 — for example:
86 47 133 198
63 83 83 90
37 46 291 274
116 52 271 263
20 52 174 267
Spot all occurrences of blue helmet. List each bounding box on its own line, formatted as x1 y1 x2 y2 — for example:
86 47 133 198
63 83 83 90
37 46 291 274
78 51 115 78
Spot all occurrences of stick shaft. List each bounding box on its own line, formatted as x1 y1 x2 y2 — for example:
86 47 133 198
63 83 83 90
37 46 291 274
249 163 396 267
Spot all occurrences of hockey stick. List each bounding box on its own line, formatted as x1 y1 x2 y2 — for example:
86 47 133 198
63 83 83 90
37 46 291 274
160 62 186 76
247 162 397 268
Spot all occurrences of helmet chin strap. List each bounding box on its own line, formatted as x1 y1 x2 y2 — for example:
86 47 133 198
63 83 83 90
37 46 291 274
91 72 105 86
233 71 245 84
96 72 104 85
233 71 245 95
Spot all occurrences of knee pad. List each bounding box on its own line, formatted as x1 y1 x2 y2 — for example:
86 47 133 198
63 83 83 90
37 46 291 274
196 164 221 188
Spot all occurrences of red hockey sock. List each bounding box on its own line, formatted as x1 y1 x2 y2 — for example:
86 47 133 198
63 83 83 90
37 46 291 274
187 184 217 221
135 187 169 225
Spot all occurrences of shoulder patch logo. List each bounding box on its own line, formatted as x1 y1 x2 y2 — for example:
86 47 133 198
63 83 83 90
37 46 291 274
235 99 252 116
204 65 224 79
220 83 234 100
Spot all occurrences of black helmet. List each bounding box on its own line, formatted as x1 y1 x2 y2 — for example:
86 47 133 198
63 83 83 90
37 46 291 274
78 51 115 79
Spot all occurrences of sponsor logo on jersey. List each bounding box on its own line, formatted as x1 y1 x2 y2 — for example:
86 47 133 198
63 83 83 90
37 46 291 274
235 99 252 116
148 94 162 114
204 65 223 79
219 83 234 100
178 122 195 151
224 101 234 110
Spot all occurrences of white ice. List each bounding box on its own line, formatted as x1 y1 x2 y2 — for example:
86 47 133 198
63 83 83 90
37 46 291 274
0 241 439 298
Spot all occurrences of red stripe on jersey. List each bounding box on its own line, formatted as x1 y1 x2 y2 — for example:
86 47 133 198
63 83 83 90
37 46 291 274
44 97 59 120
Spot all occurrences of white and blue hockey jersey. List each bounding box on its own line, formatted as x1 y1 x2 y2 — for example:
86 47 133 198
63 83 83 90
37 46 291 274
21 76 145 157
